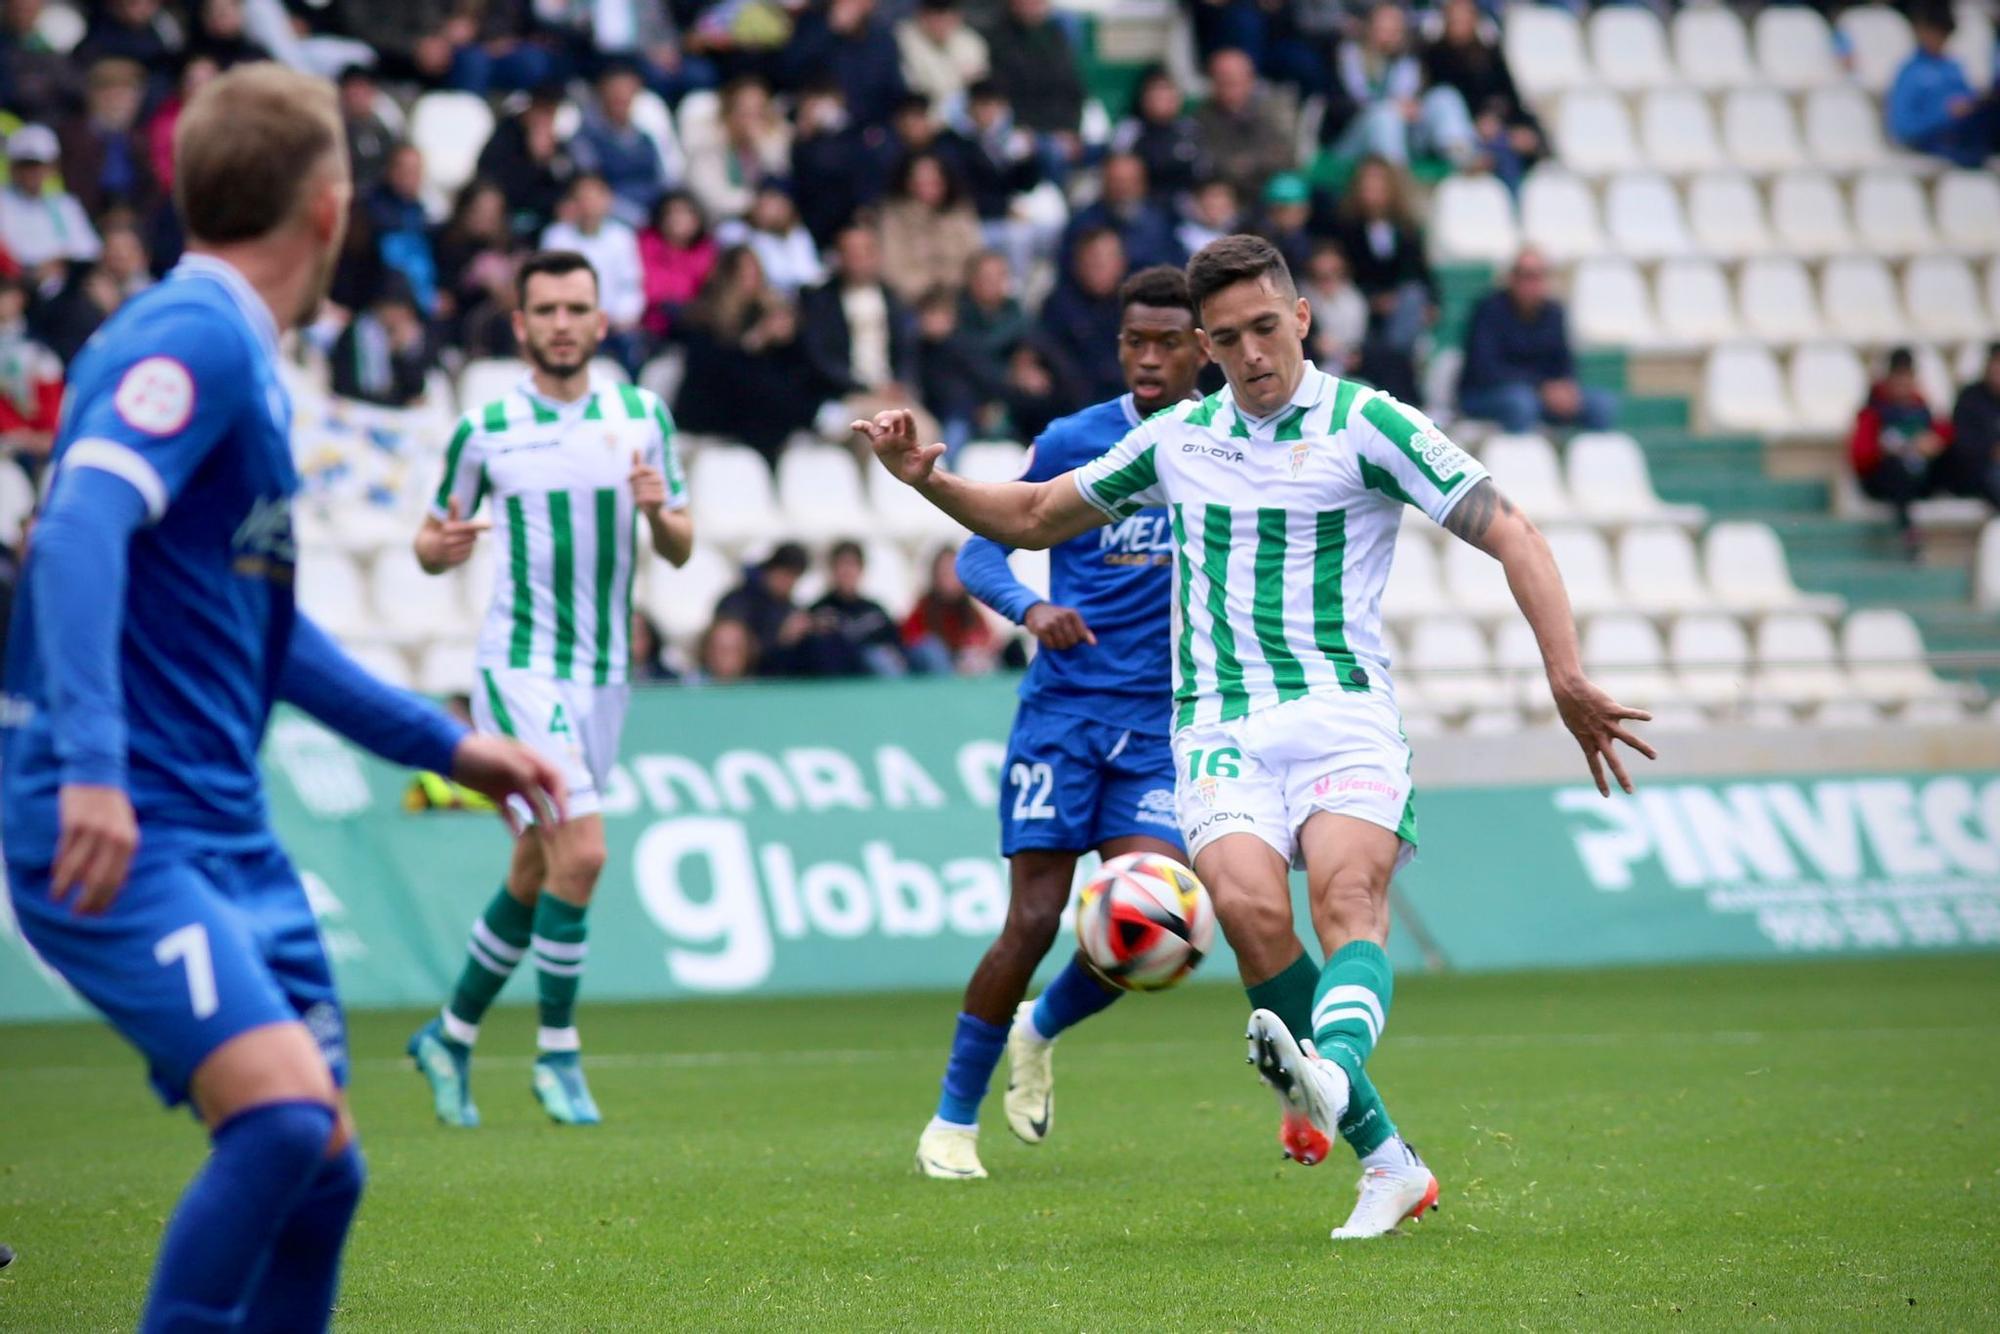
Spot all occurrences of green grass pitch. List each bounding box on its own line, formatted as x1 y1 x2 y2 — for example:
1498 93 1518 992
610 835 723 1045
2 956 1996 1330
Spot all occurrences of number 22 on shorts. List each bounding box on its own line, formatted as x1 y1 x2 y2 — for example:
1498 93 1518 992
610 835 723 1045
1010 762 1056 820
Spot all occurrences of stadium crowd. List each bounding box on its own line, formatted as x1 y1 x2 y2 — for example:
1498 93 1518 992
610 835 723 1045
0 0 1995 684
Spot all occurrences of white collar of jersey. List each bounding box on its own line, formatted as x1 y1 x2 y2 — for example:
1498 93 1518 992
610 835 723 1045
1118 393 1141 428
517 371 612 415
169 253 278 361
1229 360 1329 431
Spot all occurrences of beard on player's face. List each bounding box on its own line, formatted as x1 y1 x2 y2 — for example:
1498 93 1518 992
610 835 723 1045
525 333 597 377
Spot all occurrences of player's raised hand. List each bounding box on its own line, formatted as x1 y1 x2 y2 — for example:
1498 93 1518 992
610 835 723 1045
51 784 139 914
450 735 569 834
423 498 491 570
852 409 945 487
629 449 668 514
1550 674 1656 797
1024 602 1097 650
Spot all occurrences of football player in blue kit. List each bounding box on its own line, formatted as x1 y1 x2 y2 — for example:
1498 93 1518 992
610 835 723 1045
1 66 564 1332
914 267 1208 1179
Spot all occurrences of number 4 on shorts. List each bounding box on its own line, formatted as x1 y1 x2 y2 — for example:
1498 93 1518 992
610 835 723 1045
548 703 572 738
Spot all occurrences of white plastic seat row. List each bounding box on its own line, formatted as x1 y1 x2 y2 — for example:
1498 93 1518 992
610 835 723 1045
1510 5 1846 97
1704 342 1870 437
296 547 474 647
1556 85 1894 176
1462 433 1700 526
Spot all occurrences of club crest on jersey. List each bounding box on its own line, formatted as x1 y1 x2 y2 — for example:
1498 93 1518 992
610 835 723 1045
114 356 195 435
1288 439 1311 478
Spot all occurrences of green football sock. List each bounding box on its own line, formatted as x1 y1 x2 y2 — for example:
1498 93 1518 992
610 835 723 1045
532 895 590 1050
445 887 534 1038
1313 939 1399 1158
1246 951 1319 1041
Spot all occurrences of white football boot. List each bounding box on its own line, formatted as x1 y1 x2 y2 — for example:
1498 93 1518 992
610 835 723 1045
1003 1001 1055 1145
915 1120 988 1180
1331 1145 1440 1240
1244 1009 1350 1167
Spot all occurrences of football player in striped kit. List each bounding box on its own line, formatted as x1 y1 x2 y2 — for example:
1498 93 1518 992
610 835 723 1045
408 250 694 1126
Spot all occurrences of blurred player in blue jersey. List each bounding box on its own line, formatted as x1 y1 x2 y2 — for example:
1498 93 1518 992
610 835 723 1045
915 267 1207 1180
1 65 563 1332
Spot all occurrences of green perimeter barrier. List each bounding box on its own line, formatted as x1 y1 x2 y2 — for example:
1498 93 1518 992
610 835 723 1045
3 678 1997 1022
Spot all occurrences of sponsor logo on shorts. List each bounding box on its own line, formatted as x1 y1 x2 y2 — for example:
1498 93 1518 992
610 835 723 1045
1135 787 1178 827
1310 773 1403 802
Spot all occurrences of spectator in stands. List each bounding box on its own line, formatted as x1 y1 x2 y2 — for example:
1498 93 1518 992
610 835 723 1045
73 0 180 93
981 0 1085 181
1004 336 1076 441
1332 154 1430 404
1255 171 1316 276
568 0 719 108
1887 4 1998 170
330 279 433 407
1301 239 1367 376
1459 246 1615 434
957 248 1027 387
368 143 438 317
638 190 716 339
1062 151 1182 273
955 78 1046 273
789 79 877 247
715 182 824 297
782 0 907 130
676 244 818 458
903 544 1001 675
1951 344 2000 508
0 0 85 124
98 218 153 302
442 0 569 96
0 126 101 287
806 539 908 676
56 59 158 218
1039 226 1127 404
802 224 930 434
33 255 124 361
630 610 676 682
878 151 984 306
1852 348 2000 543
543 173 647 369
1194 48 1295 203
457 253 522 361
693 616 757 683
338 65 395 197
916 285 1003 452
0 274 61 460
1423 0 1543 194
1324 1 1475 170
1177 177 1242 257
569 61 677 230
897 0 987 115
1111 66 1202 205
716 542 814 677
476 86 579 241
686 75 791 222
433 179 512 333
186 0 270 69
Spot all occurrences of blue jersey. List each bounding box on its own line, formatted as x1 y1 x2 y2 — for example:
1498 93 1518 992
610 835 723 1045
958 394 1174 736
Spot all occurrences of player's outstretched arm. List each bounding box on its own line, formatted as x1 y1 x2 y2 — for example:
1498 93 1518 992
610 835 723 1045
1443 479 1657 796
854 409 1106 551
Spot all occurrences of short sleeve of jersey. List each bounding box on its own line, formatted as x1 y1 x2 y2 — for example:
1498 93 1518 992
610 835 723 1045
1351 392 1488 524
430 413 487 519
57 305 250 522
646 393 689 512
1073 420 1164 519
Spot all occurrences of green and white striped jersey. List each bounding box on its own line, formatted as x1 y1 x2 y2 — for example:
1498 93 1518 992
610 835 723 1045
1073 363 1486 730
432 374 687 686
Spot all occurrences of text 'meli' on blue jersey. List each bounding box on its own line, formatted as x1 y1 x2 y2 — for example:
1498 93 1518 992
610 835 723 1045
957 393 1174 736
1 253 466 868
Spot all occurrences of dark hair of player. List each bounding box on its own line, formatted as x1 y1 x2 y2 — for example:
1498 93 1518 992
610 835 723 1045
515 250 600 306
1186 233 1296 315
1119 265 1193 320
173 63 343 244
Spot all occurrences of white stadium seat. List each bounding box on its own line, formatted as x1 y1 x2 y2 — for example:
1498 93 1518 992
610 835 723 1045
457 359 522 415
1738 256 1824 343
867 540 919 614
1703 521 1837 614
776 444 869 543
1950 1 1995 91
1443 537 1516 616
1935 171 2000 253
1820 256 1907 344
1687 173 1774 258
1382 535 1447 619
1615 524 1707 612
1461 706 1524 736
1754 612 1850 705
643 545 735 642
1566 432 1700 524
1654 258 1739 344
1431 175 1520 264
371 546 469 646
414 641 475 695
1505 4 1590 98
1491 619 1548 711
1904 256 1991 342
1703 343 1791 433
1582 613 1674 704
1769 172 1855 258
346 644 415 691
1838 5 1916 93
295 550 370 641
1978 519 2000 609
870 462 965 548
1841 608 1952 704
1589 6 1674 90
1802 85 1890 170
1670 613 1752 707
1787 344 1871 435
1639 88 1723 173
1753 5 1841 91
1519 168 1605 261
1480 434 1571 520
0 460 34 543
1408 617 1494 712
1555 90 1641 175
689 445 784 551
409 92 495 198
1721 89 1807 173
1914 345 1960 416
1812 698 1883 728
1543 526 1618 613
1852 172 1937 254
1570 256 1658 349
1671 7 1758 89
1603 173 1692 260
955 442 1030 484
1902 697 1969 725
1989 260 2000 329
36 2 83 52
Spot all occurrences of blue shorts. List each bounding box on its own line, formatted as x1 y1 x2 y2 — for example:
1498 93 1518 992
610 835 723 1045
998 703 1182 856
7 839 349 1109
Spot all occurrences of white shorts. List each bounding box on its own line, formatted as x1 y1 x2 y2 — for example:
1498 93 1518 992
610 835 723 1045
1172 692 1418 871
473 668 629 822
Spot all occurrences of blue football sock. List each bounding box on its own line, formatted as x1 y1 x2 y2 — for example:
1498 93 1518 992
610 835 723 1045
141 1100 337 1334
934 1012 1009 1127
1029 953 1120 1041
243 1142 365 1334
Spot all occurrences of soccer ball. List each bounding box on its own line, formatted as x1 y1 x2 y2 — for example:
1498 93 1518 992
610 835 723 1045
1074 853 1215 992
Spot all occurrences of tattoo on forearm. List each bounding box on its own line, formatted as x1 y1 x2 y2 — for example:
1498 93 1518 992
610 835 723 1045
1442 479 1515 547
